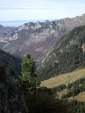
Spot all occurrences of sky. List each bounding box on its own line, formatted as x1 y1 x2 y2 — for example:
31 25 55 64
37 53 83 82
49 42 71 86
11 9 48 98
0 0 85 26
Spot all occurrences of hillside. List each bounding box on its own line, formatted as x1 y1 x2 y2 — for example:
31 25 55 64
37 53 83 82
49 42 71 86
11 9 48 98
0 50 84 113
0 49 20 78
1 14 85 61
38 25 85 80
41 68 85 88
41 68 85 102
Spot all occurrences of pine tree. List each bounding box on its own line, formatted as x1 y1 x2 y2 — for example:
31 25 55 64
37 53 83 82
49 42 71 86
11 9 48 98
19 54 40 90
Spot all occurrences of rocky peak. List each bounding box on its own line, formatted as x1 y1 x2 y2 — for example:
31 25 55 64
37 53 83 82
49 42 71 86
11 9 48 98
1 14 85 61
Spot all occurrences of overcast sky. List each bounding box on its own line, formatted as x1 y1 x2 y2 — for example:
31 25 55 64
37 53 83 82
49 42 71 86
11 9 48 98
0 0 85 21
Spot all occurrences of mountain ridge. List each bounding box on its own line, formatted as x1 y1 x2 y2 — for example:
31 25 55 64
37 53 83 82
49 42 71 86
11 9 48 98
1 14 85 61
38 25 85 80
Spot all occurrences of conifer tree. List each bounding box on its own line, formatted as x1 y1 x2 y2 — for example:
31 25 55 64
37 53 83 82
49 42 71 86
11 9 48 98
20 54 40 90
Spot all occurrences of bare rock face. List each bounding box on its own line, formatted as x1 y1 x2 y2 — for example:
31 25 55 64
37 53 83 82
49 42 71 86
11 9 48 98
0 14 85 61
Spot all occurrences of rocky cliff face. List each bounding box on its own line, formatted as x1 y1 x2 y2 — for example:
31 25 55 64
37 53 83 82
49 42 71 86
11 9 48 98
1 14 85 61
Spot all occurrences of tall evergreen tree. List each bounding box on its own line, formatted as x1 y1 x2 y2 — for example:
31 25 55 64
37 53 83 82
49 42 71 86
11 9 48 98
20 54 40 90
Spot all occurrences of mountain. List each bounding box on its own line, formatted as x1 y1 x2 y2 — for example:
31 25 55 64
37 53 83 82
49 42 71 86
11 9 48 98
0 49 20 78
38 25 85 80
1 14 85 61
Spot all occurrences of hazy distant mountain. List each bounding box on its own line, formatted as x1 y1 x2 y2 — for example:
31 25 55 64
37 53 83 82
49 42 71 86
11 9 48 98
1 14 85 61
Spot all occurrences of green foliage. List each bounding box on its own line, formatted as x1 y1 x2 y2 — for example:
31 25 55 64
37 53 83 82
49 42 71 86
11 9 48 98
21 55 33 81
64 78 85 98
19 54 40 90
69 101 85 113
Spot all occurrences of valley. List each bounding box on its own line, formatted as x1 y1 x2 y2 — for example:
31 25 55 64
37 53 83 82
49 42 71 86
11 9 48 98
1 14 85 61
0 14 85 113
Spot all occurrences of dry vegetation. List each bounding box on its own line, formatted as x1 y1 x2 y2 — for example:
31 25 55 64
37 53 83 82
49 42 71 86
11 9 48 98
41 68 85 102
41 68 85 88
69 92 85 102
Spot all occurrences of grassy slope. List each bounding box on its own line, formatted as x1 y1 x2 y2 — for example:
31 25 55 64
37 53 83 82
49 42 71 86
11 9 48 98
41 68 85 102
41 68 85 88
69 92 85 102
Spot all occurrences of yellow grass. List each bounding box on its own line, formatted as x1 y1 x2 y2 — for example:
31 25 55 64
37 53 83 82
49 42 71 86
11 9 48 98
69 92 85 102
41 68 85 88
57 89 69 99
